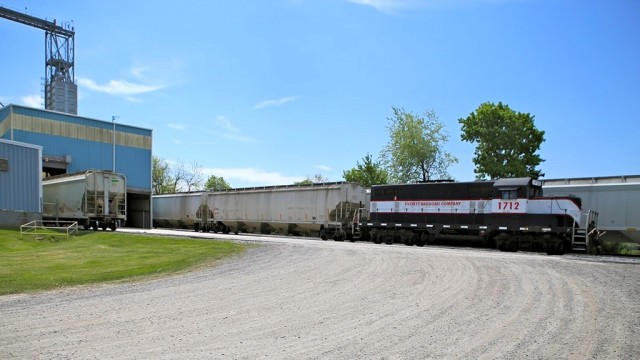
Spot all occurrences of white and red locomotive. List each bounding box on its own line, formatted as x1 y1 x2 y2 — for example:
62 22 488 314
361 178 598 254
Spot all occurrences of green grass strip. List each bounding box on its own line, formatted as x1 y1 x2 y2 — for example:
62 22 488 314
0 229 248 295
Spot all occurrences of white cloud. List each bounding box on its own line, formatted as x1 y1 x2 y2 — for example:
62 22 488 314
202 167 303 186
214 115 253 142
77 78 163 96
316 165 333 171
215 115 239 133
254 96 299 109
348 0 512 12
168 123 187 130
21 95 42 108
348 0 403 12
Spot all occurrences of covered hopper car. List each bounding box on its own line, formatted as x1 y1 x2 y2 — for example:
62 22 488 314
360 177 599 254
153 182 367 240
42 170 127 231
542 175 640 250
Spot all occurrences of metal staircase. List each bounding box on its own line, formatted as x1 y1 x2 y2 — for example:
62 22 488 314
572 210 599 253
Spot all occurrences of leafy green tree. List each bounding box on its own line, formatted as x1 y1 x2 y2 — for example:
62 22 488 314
294 174 328 186
459 101 545 179
343 153 388 187
152 156 174 194
204 175 232 191
380 107 458 183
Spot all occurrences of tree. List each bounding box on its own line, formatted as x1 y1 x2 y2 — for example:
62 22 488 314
380 107 458 183
204 175 232 191
294 174 328 186
181 161 204 192
152 156 174 194
459 101 545 179
152 157 204 193
170 160 204 192
343 153 388 187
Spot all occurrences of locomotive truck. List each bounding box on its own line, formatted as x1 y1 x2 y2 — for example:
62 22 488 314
42 170 127 231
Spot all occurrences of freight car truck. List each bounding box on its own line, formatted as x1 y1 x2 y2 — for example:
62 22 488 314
42 170 127 231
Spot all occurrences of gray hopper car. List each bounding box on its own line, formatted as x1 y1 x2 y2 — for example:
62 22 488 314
42 170 127 231
152 182 367 240
542 175 640 244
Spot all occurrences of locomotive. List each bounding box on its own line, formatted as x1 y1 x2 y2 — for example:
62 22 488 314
360 177 598 254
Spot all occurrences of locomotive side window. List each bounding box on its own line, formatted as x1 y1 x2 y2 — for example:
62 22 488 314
501 190 518 200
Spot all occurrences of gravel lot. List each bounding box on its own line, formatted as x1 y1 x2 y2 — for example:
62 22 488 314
1 229 639 359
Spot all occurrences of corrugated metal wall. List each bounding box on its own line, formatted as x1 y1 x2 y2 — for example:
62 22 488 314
0 139 42 213
5 105 152 192
0 106 10 139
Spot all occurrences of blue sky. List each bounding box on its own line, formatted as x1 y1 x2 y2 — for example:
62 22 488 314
1 0 638 187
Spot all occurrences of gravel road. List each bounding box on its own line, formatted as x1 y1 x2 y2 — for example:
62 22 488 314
1 229 639 359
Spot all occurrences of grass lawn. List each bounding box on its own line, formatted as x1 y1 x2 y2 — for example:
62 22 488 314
0 229 248 295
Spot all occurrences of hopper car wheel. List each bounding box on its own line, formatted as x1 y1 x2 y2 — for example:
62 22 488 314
109 222 118 231
223 226 230 234
333 232 345 242
91 222 98 231
101 223 108 231
83 223 91 230
319 228 328 240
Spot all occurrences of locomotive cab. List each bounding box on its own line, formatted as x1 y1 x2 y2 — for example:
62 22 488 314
492 177 542 200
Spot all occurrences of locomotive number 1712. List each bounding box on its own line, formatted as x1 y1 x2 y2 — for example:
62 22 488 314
498 201 520 210
492 199 526 214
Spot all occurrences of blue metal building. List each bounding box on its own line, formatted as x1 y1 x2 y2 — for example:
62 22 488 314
0 104 152 228
0 138 42 227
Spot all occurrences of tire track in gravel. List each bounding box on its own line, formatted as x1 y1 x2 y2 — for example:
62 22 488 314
1 235 638 359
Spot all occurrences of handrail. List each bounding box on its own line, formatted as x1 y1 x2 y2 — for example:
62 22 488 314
20 220 78 239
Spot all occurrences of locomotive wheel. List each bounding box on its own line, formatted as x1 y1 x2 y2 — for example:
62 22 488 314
403 235 415 246
546 240 564 256
370 229 381 244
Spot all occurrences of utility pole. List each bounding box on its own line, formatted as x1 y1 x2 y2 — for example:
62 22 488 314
112 116 119 172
